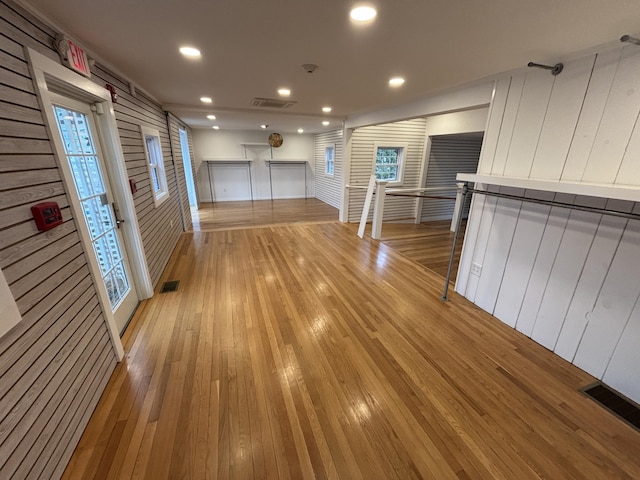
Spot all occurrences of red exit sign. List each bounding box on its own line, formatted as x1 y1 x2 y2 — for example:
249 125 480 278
60 37 91 78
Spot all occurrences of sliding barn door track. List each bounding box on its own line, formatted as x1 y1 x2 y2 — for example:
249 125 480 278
160 280 180 293
581 382 640 431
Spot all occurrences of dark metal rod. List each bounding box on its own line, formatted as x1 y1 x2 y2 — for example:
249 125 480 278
621 35 640 46
467 187 640 221
442 185 468 301
385 193 457 200
207 162 214 202
527 61 564 76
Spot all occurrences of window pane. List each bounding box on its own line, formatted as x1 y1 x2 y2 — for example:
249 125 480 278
151 167 160 192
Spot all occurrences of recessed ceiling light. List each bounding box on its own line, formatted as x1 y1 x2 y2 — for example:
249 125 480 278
200 96 213 103
179 46 201 58
278 88 291 97
206 114 216 120
261 124 269 129
322 106 332 113
212 126 219 130
322 121 330 126
389 77 405 87
350 5 377 22
297 128 304 133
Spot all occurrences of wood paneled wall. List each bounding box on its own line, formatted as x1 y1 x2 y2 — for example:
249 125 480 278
314 129 342 209
88 63 183 286
0 0 186 477
457 45 640 403
420 135 482 222
347 118 427 222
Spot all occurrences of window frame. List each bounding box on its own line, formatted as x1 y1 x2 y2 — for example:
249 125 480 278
324 144 335 177
140 125 169 207
373 143 408 185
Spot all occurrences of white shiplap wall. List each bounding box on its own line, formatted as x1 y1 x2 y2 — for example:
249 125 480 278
456 45 640 403
420 135 482 222
314 130 343 209
347 119 427 223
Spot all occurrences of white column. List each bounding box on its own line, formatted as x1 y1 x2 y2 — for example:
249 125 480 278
372 181 388 240
450 182 465 232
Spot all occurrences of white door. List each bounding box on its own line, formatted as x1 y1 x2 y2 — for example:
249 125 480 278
50 93 138 333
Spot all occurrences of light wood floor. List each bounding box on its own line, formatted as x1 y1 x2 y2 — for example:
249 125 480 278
192 199 339 231
377 221 465 281
63 222 640 479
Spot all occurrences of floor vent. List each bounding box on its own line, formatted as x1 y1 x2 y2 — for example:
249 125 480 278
160 280 179 293
582 382 640 431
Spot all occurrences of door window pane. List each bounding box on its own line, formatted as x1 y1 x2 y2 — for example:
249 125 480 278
53 104 130 310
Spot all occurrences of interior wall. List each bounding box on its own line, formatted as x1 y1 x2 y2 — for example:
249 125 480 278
347 118 427 223
192 129 315 201
456 45 640 403
420 135 483 222
0 1 186 478
314 129 343 209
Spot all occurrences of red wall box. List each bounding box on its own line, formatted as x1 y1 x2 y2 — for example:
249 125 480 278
31 201 63 231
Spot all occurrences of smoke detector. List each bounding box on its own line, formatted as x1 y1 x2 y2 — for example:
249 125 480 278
301 63 319 74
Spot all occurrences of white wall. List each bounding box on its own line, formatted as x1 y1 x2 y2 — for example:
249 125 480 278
347 119 427 223
314 130 343 209
0 268 21 338
456 44 640 403
192 129 315 201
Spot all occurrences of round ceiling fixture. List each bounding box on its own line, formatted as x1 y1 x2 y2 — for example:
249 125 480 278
268 132 283 148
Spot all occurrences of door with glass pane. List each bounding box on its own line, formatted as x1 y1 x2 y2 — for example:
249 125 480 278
50 94 138 334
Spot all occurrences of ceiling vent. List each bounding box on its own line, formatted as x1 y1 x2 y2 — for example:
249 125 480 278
251 97 297 109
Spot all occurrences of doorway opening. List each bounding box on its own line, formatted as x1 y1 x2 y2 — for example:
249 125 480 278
179 128 198 207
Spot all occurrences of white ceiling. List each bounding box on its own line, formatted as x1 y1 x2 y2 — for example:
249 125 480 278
21 0 640 134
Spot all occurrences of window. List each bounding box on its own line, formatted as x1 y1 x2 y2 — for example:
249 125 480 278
325 144 335 176
374 144 407 184
141 126 169 207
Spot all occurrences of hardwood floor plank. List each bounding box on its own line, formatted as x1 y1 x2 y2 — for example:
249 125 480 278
62 214 640 479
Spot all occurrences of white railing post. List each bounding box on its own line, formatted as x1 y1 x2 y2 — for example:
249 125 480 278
357 175 377 238
372 181 387 240
450 182 465 232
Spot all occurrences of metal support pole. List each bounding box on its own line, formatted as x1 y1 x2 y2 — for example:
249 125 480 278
247 162 254 201
207 162 214 203
442 183 468 301
268 161 273 200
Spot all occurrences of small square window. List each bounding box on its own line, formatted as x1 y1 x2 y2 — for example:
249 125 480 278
141 126 169 207
325 145 335 176
374 144 406 184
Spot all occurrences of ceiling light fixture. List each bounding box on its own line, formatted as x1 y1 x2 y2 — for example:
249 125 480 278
261 124 268 129
212 126 219 130
322 106 332 113
206 114 216 120
278 88 291 97
297 128 304 133
322 121 330 126
350 5 377 22
388 77 405 87
200 96 213 103
179 46 201 58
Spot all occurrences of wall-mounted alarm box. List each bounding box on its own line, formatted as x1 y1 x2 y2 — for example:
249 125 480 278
129 178 138 194
31 202 63 231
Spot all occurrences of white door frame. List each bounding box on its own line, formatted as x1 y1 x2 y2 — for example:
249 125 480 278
27 48 154 360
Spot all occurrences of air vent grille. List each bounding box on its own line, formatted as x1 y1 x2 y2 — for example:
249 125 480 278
582 382 640 431
251 97 297 109
160 280 180 293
